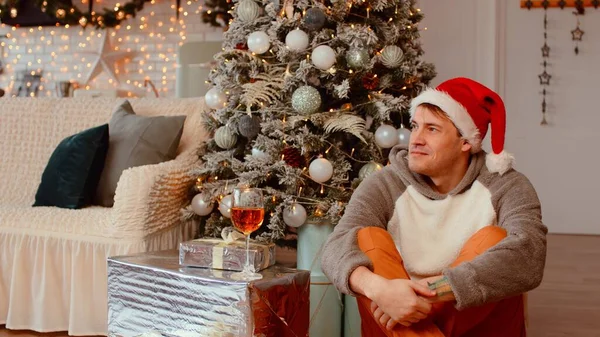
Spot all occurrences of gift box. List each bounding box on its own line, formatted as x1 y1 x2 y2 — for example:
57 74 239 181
179 238 276 272
107 250 309 337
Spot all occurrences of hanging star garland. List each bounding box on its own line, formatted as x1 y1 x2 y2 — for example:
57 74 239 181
538 70 551 86
571 26 584 41
541 43 550 57
80 31 135 85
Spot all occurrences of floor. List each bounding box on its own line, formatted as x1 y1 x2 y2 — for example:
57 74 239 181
1 234 599 337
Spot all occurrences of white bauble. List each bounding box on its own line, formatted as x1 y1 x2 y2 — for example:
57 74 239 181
358 161 383 180
251 147 270 160
247 31 270 54
219 195 234 218
311 45 336 70
215 126 238 149
308 157 334 183
374 124 398 148
237 0 261 22
397 127 411 146
381 45 404 68
285 29 309 52
283 203 307 227
191 193 214 216
205 87 228 109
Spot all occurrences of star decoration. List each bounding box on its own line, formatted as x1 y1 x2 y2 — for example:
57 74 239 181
80 31 136 85
541 43 550 57
538 70 552 86
571 26 584 41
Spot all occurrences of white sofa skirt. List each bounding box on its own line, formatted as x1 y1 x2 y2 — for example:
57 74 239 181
0 215 196 336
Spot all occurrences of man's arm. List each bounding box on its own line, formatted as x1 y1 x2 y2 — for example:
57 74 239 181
442 171 548 310
320 167 400 295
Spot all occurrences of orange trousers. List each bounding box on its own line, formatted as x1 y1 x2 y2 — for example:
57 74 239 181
356 226 526 337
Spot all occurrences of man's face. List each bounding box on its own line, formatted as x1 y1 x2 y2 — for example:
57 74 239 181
408 105 472 177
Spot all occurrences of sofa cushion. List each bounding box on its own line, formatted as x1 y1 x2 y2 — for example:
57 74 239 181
33 124 109 209
94 100 186 207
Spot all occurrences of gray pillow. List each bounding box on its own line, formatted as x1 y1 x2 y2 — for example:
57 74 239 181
94 100 186 207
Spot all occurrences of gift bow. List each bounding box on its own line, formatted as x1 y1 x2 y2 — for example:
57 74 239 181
221 227 246 244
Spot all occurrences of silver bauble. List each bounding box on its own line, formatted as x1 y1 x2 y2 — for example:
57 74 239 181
191 193 214 216
205 87 228 109
292 86 321 115
358 161 383 180
214 126 238 149
219 195 234 218
397 127 411 146
237 0 261 22
238 115 261 138
303 7 326 30
381 45 404 68
346 48 370 69
374 124 398 148
283 203 307 228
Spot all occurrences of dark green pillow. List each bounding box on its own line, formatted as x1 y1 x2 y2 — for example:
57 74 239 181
94 100 186 207
33 124 109 209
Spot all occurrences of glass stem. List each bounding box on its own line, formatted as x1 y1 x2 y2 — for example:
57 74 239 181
245 233 250 273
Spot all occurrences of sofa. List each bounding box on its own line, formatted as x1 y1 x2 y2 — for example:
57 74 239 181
0 97 209 335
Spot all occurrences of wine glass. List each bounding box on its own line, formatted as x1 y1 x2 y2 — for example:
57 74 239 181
230 187 265 281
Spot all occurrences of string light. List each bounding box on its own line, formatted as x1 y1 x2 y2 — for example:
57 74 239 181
0 0 319 97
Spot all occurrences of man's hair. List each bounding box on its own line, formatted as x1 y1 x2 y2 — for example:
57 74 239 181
417 103 462 137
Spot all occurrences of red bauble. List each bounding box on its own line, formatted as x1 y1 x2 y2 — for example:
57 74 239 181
281 147 305 168
362 73 380 90
235 43 248 50
249 78 257 83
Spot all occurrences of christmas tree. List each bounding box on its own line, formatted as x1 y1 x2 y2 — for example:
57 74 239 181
184 0 435 246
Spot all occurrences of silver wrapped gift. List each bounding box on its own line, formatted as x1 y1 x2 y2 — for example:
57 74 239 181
107 250 309 337
179 238 275 272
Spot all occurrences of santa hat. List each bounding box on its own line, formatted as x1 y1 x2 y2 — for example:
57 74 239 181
409 77 514 175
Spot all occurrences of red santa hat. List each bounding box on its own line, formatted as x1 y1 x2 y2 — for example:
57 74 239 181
409 77 514 175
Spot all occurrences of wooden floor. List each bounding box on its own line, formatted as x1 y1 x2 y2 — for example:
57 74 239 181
1 234 599 337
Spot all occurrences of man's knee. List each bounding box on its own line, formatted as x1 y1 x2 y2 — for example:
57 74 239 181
357 227 395 253
471 226 507 254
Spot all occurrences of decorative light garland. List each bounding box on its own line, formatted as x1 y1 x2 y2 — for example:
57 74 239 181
0 0 190 29
0 0 204 97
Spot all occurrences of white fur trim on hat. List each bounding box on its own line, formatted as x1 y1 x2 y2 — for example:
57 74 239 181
486 150 514 175
410 88 481 152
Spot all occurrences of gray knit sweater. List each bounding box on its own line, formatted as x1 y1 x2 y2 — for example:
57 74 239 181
321 145 548 310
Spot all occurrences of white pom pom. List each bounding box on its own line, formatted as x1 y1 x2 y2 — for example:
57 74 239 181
486 150 514 176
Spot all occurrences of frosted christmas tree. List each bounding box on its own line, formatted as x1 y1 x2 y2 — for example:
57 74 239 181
183 0 435 246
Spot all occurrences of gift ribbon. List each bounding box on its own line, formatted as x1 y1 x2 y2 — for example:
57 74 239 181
193 228 271 270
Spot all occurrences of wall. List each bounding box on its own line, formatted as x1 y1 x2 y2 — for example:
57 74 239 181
504 1 600 235
418 0 600 235
0 0 225 97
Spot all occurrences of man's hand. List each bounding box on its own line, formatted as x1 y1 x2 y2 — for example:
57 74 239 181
417 275 456 304
366 277 437 328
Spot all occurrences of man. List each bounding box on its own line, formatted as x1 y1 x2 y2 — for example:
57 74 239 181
321 77 547 336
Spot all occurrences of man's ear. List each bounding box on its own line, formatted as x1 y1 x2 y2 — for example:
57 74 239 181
461 139 472 153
